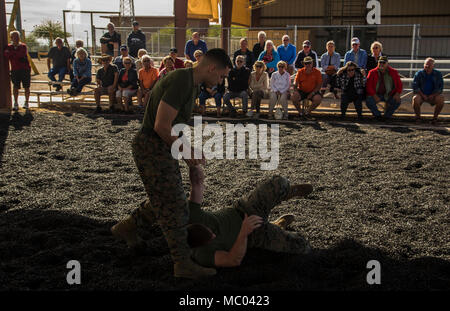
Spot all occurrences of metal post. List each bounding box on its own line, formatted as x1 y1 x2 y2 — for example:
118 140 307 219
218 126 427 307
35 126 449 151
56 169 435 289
157 28 160 56
294 25 297 50
90 13 95 55
410 24 417 78
15 0 22 34
0 0 12 110
350 25 354 41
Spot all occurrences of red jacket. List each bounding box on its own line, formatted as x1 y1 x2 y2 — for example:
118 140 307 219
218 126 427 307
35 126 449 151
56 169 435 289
4 43 30 71
366 66 402 97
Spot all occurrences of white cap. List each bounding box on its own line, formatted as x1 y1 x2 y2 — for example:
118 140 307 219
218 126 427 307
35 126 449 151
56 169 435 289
351 37 360 45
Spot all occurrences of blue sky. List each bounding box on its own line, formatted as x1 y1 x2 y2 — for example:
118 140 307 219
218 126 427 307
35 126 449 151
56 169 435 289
17 0 173 44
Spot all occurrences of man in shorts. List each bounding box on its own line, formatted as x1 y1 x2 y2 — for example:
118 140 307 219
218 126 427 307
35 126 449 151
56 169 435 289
4 31 31 111
94 55 119 113
291 56 323 118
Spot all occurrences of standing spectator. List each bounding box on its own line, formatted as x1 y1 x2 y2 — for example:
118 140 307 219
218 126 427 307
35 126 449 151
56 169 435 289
114 45 136 71
100 22 121 57
412 58 445 124
291 56 323 118
223 55 251 117
116 57 138 113
137 55 159 108
68 48 92 96
366 56 403 120
135 49 149 72
159 48 185 71
70 40 88 82
127 21 146 58
366 41 385 72
249 61 269 119
344 37 368 70
184 32 208 61
158 56 175 80
320 40 341 98
233 38 255 69
336 61 366 119
198 79 225 117
94 55 119 113
294 40 319 70
268 61 291 120
47 37 71 91
277 35 296 75
253 31 266 61
4 30 31 111
258 40 280 76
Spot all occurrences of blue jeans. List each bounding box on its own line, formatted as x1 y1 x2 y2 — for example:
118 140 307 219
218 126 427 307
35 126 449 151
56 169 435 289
341 93 363 117
71 77 92 92
48 66 67 82
223 91 248 112
365 95 401 118
199 91 223 108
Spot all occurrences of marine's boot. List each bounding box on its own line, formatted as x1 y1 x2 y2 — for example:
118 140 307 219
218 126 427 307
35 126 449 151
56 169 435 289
271 214 295 230
111 215 145 250
174 258 217 279
286 184 313 200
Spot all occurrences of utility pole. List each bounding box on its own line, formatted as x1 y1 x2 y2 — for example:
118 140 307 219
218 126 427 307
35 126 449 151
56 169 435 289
1 0 12 110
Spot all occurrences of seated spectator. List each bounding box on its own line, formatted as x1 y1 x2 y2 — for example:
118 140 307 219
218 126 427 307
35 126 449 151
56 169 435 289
159 47 185 71
198 79 225 117
223 55 251 117
412 58 445 124
137 55 158 108
94 54 119 113
113 45 136 71
184 60 194 68
320 40 340 99
184 32 208 61
344 37 368 71
135 49 149 72
193 50 204 66
277 35 296 75
253 31 266 63
70 40 89 82
258 40 280 76
158 56 175 80
127 21 146 58
100 23 121 57
249 61 270 119
336 61 366 119
233 38 255 69
47 37 71 91
294 40 319 70
116 57 138 113
67 47 92 96
366 56 403 120
366 41 385 73
268 61 291 120
4 30 31 111
291 56 323 118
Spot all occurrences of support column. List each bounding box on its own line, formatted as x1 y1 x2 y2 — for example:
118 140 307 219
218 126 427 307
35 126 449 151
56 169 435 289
174 0 187 56
221 0 233 54
1 0 12 110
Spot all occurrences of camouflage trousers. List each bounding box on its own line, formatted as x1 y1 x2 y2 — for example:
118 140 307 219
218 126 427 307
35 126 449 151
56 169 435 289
130 130 191 263
234 175 311 254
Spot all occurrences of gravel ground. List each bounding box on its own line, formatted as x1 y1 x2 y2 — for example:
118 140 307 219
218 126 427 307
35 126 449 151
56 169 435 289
0 110 449 291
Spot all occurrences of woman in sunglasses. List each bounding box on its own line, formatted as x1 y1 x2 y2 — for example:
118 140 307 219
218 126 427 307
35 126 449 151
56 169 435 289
116 56 139 113
336 61 366 119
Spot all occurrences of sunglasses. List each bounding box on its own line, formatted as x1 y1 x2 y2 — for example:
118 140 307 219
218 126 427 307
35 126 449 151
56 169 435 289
255 65 262 68
378 61 387 64
278 66 285 68
348 69 355 72
237 60 244 63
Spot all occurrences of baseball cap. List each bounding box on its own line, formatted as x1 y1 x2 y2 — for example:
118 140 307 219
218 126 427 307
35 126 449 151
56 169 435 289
120 45 128 51
132 21 139 26
303 56 313 64
169 47 178 53
378 55 388 63
303 40 311 47
351 37 360 45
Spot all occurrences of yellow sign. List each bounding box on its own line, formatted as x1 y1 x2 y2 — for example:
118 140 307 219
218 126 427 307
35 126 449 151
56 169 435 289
187 0 251 27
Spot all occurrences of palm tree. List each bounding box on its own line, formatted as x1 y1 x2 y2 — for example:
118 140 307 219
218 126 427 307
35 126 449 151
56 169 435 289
32 19 71 47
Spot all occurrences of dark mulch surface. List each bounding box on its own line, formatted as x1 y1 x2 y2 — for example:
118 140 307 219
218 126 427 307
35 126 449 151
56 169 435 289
0 110 449 291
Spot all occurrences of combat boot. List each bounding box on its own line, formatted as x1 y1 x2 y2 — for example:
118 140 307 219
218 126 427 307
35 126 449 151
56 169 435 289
111 215 145 249
174 258 217 279
286 184 313 200
271 214 295 230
